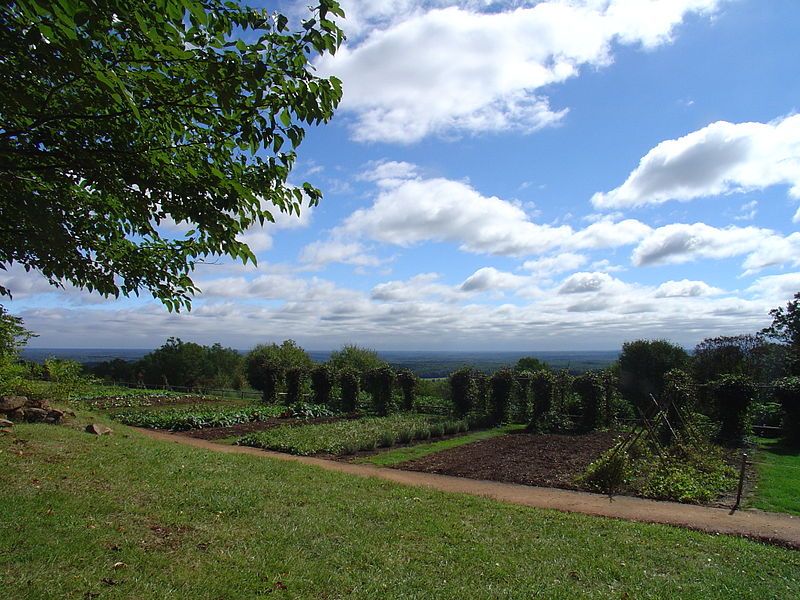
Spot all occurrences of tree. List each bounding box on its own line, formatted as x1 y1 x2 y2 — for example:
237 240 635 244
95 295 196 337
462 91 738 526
328 344 386 374
763 292 800 375
244 339 313 390
618 339 689 413
514 356 548 373
1 0 345 310
692 334 771 384
0 305 35 359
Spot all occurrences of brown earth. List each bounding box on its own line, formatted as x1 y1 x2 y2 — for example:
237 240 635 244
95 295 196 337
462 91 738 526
398 430 620 489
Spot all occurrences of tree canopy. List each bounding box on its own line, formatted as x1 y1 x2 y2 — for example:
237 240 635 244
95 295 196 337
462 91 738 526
763 291 800 374
0 305 35 359
617 339 689 412
0 0 344 310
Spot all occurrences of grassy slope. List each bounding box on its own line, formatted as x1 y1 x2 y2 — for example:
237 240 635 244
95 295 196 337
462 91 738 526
356 425 524 466
1 417 799 600
751 437 800 516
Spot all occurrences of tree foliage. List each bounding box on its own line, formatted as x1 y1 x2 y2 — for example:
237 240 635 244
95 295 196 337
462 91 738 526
763 292 800 375
0 305 35 359
513 356 548 373
0 0 344 310
618 339 689 413
136 337 240 388
328 344 385 374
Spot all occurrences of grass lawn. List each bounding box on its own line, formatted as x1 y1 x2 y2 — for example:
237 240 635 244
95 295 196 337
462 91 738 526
750 437 800 516
1 416 799 599
355 424 525 466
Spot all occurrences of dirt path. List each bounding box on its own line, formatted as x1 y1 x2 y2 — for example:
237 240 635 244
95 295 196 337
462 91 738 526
137 428 800 549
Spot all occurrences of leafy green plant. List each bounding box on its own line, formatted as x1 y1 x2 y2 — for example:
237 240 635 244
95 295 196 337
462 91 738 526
395 368 418 411
773 377 800 444
283 402 334 420
529 370 555 430
710 374 755 446
577 449 631 494
285 367 305 405
572 371 605 432
311 364 334 407
368 365 394 416
449 368 475 418
113 405 284 431
488 368 514 426
238 415 454 456
339 368 360 413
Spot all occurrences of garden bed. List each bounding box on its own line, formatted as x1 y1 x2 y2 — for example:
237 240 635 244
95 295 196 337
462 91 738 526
397 430 622 489
238 414 470 456
181 415 350 440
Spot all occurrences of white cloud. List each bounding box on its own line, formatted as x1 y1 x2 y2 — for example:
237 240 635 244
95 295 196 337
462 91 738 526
747 272 800 301
631 223 777 268
356 160 419 186
343 175 650 258
559 272 616 294
593 114 800 209
794 206 800 223
522 253 588 277
319 0 721 143
299 240 385 269
654 279 722 298
459 267 529 292
371 273 460 302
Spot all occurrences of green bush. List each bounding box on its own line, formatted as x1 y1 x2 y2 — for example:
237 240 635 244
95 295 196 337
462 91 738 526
578 449 631 494
395 368 417 411
529 370 555 430
618 339 689 414
640 448 736 503
710 374 755 446
572 372 605 432
488 368 514 426
660 369 697 444
368 365 395 416
285 367 305 405
773 377 800 444
310 364 334 407
449 368 475 418
339 368 360 413
511 371 532 423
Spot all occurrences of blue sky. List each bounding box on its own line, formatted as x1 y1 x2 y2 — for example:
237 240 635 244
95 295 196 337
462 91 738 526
5 0 800 350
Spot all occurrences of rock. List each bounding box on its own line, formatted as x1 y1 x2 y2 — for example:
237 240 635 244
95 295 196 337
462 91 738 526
0 396 27 412
0 418 13 428
45 409 65 424
85 423 112 436
7 408 25 422
23 407 49 422
26 398 50 410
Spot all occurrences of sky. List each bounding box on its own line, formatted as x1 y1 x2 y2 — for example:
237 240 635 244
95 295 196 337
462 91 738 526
4 0 800 351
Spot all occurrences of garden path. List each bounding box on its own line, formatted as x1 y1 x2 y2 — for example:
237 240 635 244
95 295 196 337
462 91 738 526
137 428 800 549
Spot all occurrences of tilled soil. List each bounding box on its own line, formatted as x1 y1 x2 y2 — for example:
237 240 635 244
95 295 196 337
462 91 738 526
398 430 622 489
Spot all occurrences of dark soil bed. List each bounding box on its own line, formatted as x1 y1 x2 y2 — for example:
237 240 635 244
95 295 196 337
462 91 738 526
398 430 622 490
180 416 346 440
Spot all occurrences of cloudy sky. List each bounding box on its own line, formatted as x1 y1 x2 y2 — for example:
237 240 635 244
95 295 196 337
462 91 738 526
5 0 800 350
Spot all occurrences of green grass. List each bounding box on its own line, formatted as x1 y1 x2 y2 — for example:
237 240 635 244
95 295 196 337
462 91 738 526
356 424 524 466
239 414 467 456
751 437 800 516
1 417 799 599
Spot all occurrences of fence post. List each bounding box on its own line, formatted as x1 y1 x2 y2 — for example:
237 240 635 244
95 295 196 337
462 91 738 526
732 452 748 513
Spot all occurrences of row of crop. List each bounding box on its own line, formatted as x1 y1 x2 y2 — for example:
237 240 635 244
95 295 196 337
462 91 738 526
238 414 470 456
112 404 288 431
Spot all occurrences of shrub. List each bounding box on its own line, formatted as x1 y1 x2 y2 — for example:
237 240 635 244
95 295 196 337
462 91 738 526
339 368 360 413
377 431 395 448
660 369 697 444
710 374 755 446
618 339 689 414
573 371 605 432
367 365 395 416
449 368 475 418
773 376 800 444
285 367 305 405
529 370 555 430
640 446 736 503
310 364 334 407
511 371 532 423
396 429 413 444
488 368 514 426
245 340 312 399
578 449 630 494
429 423 445 438
395 368 418 411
